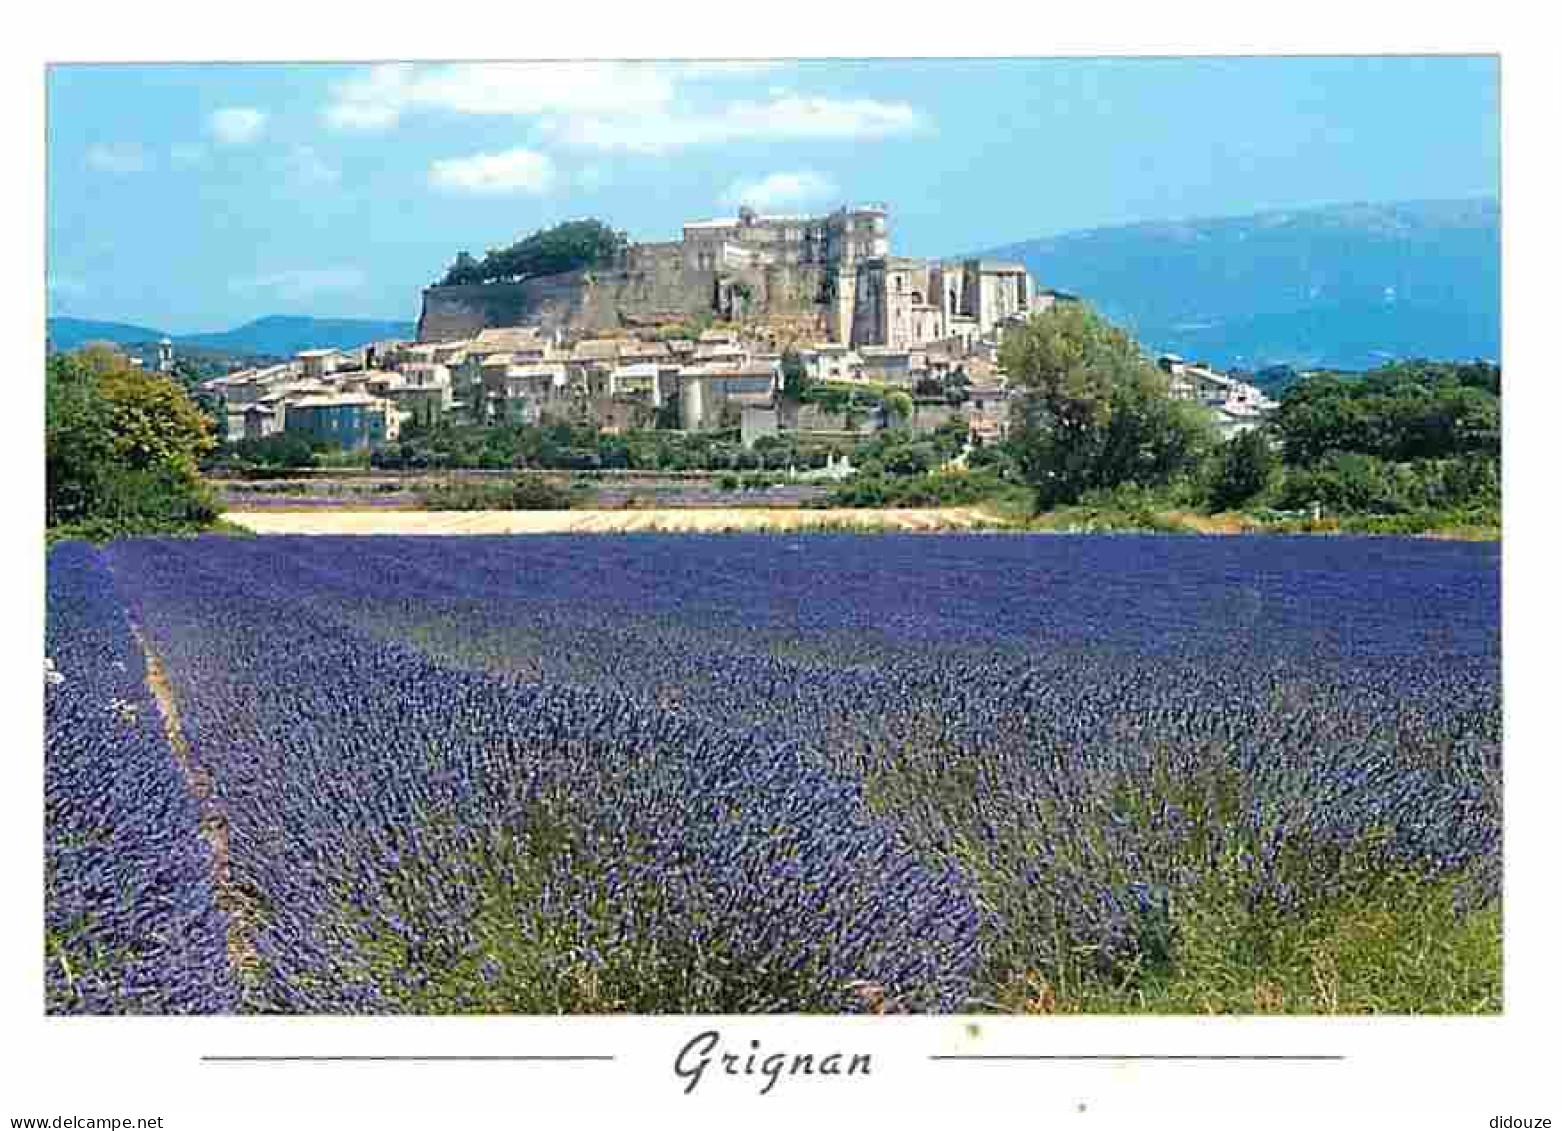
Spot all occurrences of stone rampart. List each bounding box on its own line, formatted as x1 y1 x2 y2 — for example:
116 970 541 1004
418 252 836 342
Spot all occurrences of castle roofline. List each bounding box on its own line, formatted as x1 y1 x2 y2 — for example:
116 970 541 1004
966 259 1029 274
685 213 822 229
290 392 389 409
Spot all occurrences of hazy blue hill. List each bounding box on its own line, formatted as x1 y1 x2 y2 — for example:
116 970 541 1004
977 198 1499 371
48 317 169 350
179 315 415 356
48 314 417 358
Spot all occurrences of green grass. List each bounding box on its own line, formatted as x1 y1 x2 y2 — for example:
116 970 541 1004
998 879 1501 1014
860 722 1500 1017
46 517 253 546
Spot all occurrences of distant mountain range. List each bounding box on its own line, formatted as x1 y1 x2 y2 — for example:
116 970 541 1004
976 198 1499 372
47 314 416 359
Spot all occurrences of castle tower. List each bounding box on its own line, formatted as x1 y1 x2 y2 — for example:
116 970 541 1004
157 337 174 373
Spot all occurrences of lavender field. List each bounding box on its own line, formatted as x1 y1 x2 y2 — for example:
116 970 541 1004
44 534 1502 1014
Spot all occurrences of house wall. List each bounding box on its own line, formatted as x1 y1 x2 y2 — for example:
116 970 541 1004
285 404 389 450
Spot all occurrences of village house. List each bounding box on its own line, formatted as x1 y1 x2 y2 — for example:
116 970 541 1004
296 348 355 382
1158 354 1278 437
964 380 1015 444
470 326 547 357
284 391 400 450
857 345 926 388
609 361 662 406
240 402 280 441
678 360 779 432
492 363 571 426
804 343 864 384
388 382 453 429
363 339 410 370
619 340 672 364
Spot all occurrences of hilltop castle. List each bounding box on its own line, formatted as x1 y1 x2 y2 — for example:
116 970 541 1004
416 203 1042 348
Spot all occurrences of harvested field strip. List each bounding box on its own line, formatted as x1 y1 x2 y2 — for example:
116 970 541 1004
131 624 262 984
222 507 1006 535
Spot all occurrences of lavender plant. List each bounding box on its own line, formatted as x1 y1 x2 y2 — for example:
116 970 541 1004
44 532 1500 1012
44 542 237 1013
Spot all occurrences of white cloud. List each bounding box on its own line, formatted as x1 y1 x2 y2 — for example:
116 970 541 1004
429 148 557 196
545 95 925 153
230 267 366 300
169 143 209 170
324 63 674 131
286 145 340 187
721 170 838 211
209 107 268 145
85 142 149 174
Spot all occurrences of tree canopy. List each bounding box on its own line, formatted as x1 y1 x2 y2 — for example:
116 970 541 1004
1208 428 1279 512
47 345 218 535
439 219 630 286
1270 361 1500 466
1001 304 1215 507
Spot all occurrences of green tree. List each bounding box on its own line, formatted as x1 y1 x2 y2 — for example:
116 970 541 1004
780 348 809 399
442 220 629 286
1208 429 1278 512
46 347 218 534
883 389 914 425
46 353 115 526
443 251 483 285
1271 363 1501 466
929 416 970 460
1002 304 1215 508
98 366 218 478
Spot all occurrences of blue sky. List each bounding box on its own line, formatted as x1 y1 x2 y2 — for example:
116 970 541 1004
46 57 1499 333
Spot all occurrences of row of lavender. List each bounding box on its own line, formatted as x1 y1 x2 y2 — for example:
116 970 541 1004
44 544 237 1013
195 534 1498 998
99 538 980 1012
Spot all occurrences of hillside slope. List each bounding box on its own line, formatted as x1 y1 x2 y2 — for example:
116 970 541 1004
47 314 415 357
180 315 415 356
977 198 1499 370
47 318 167 350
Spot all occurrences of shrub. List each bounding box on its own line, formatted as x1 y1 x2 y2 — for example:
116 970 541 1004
1275 452 1498 517
50 468 221 543
818 469 1010 509
1208 430 1279 512
420 477 575 511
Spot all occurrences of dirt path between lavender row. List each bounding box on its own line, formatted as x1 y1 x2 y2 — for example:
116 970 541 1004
131 624 263 986
223 506 1008 535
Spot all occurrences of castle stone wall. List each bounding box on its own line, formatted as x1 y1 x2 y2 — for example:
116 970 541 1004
417 283 547 342
416 206 1035 347
421 256 834 342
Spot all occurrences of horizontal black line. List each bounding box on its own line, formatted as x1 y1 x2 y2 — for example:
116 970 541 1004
931 1054 1345 1062
203 1055 615 1063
